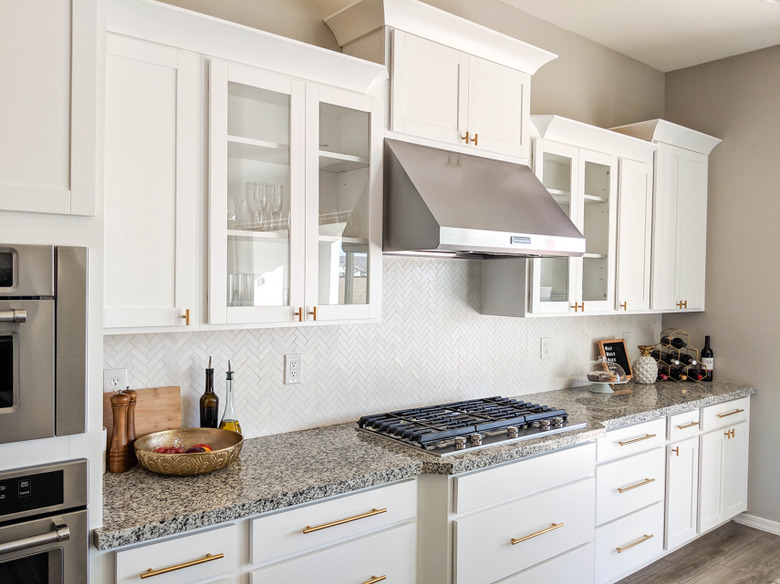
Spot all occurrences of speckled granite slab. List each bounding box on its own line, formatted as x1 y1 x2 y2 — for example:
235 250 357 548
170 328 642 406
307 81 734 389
96 380 755 550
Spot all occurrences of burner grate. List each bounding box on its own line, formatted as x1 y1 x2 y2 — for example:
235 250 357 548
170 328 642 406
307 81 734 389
358 396 569 448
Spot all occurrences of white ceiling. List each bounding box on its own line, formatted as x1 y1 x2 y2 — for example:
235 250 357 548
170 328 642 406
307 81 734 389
497 0 780 72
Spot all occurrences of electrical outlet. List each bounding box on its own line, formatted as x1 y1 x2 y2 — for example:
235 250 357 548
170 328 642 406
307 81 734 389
103 368 128 391
284 353 301 384
540 337 551 359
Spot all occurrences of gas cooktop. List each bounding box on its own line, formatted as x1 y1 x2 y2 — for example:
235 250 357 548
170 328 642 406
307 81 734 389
358 396 586 456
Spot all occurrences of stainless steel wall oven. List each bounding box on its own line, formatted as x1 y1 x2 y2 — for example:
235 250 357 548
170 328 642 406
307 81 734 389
0 244 87 444
0 460 88 584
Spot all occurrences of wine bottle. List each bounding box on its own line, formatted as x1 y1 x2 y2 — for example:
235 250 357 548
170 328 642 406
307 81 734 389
686 366 704 382
701 335 714 382
669 368 688 382
200 356 219 428
656 372 669 382
679 354 698 366
652 349 680 367
219 360 242 434
661 335 688 349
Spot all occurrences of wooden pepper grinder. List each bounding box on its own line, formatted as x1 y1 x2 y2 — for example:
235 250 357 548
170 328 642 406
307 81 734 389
124 387 138 467
108 391 132 473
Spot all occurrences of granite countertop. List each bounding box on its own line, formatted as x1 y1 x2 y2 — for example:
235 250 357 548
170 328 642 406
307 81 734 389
95 380 756 551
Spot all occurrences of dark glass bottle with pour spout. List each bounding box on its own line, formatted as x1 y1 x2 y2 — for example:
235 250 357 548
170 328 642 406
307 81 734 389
200 356 219 428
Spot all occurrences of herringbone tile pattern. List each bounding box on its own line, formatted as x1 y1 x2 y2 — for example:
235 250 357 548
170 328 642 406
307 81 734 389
104 256 661 438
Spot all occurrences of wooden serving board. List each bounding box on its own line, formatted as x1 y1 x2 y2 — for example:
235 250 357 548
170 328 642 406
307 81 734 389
103 386 181 461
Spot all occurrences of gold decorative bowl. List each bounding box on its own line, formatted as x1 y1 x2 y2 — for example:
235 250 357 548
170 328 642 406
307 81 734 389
134 428 243 476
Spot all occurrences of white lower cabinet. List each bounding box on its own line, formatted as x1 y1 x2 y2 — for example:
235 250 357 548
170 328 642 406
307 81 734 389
596 447 665 525
665 436 699 550
498 543 594 584
115 524 238 584
250 522 415 583
595 502 664 584
455 477 595 584
699 420 749 532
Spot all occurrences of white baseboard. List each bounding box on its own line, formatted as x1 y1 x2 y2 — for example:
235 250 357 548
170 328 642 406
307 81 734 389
733 512 780 536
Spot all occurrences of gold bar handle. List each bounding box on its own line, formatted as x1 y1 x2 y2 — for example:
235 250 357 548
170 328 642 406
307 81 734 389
717 409 744 419
140 553 224 579
471 133 478 146
620 301 627 311
302 508 387 534
618 433 656 446
460 131 470 143
309 306 317 321
617 478 656 493
179 309 190 326
616 534 654 553
672 447 680 456
724 429 735 439
511 522 564 545
677 421 700 430
362 576 387 584
294 307 303 322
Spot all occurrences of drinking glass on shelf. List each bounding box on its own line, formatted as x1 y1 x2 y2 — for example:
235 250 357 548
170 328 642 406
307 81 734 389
269 184 284 229
227 198 238 229
237 199 252 229
228 273 243 306
255 183 268 229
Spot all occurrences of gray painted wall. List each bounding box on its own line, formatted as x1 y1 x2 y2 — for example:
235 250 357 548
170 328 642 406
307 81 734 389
664 45 780 523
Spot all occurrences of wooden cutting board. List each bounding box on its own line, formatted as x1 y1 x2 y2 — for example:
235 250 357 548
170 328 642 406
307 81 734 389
103 386 181 460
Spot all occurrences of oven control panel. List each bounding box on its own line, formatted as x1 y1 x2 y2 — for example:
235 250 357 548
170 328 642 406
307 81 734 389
0 470 64 518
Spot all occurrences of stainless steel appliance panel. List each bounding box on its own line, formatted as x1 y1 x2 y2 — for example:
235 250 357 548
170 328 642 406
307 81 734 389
0 245 54 297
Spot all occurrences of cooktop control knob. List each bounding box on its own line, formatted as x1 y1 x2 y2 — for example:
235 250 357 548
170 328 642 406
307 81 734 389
539 419 552 431
506 426 519 439
454 436 467 451
469 433 483 447
553 417 564 428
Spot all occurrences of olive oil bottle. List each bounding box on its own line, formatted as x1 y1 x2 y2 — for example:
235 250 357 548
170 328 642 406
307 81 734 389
219 360 242 434
199 356 219 428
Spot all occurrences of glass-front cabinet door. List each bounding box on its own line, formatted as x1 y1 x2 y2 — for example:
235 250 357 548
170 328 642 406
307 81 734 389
209 59 306 324
531 140 579 314
304 85 382 322
530 140 616 314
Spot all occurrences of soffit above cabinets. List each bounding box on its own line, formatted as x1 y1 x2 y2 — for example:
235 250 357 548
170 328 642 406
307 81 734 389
325 0 557 74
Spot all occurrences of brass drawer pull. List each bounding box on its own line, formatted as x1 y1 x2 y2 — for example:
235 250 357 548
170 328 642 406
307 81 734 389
140 553 224 579
617 534 654 553
677 421 699 430
302 508 387 534
724 429 735 439
511 522 564 545
618 478 656 493
179 308 190 326
717 408 745 419
672 447 680 456
362 576 387 584
618 433 656 446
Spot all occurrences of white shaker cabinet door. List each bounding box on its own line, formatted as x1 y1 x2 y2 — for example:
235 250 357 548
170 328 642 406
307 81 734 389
103 35 199 331
699 421 749 533
0 0 98 216
665 437 699 550
615 158 653 312
391 30 467 146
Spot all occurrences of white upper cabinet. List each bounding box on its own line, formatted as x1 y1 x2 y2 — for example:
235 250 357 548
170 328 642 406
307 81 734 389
104 34 199 332
0 0 98 216
325 0 555 162
208 60 383 326
611 120 721 312
392 31 531 159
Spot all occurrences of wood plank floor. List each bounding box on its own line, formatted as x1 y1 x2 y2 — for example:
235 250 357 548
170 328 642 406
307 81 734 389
617 522 780 584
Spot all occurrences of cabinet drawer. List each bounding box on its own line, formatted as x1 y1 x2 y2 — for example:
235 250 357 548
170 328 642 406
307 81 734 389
596 448 665 525
250 522 415 583
597 418 665 463
499 543 594 584
668 410 702 441
115 524 238 584
701 397 750 431
250 480 416 565
455 477 595 584
594 502 664 584
454 443 595 514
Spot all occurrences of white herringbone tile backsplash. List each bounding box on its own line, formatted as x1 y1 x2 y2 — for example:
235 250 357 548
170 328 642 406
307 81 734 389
104 256 661 438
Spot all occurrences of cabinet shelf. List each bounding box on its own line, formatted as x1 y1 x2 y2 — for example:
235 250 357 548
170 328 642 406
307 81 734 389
228 227 289 241
228 135 289 165
583 253 608 259
584 194 608 204
319 151 368 172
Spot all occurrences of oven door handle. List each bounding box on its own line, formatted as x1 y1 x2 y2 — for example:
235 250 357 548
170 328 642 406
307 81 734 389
0 309 27 323
0 520 70 555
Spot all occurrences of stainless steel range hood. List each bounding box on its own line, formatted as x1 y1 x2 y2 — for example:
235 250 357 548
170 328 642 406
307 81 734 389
383 139 585 258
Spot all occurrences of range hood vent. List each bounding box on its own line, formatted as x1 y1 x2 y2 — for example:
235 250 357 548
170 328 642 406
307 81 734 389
383 139 585 258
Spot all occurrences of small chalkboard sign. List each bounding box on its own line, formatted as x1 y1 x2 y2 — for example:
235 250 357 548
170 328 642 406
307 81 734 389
598 339 633 380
